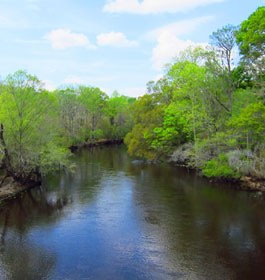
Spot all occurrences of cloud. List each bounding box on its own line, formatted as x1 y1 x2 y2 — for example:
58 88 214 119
152 38 207 70
44 28 96 50
103 0 224 14
149 16 213 39
97 32 138 47
150 17 212 70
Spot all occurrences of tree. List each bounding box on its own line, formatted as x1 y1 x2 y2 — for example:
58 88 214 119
0 71 70 183
236 7 265 60
78 86 108 140
56 88 87 145
236 6 265 81
210 24 237 73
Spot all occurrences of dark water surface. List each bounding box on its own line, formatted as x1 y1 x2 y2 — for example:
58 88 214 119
0 145 265 280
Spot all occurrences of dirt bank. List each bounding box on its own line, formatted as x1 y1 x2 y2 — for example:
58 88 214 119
0 176 40 204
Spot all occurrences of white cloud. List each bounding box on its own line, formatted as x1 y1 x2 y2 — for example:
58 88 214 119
150 17 212 70
153 37 207 70
149 16 213 39
97 32 138 47
44 28 96 50
103 0 224 14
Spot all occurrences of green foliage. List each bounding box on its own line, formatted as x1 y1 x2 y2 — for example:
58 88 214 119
39 142 73 175
236 6 265 84
236 7 265 59
0 71 135 182
231 64 253 89
125 124 157 160
124 9 265 180
229 102 265 148
0 70 68 180
0 7 264 184
202 154 239 179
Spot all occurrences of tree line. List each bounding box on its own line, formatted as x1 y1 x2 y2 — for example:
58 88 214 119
0 6 264 185
0 75 135 184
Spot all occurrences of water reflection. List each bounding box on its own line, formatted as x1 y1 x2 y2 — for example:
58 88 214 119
0 145 264 279
0 187 71 280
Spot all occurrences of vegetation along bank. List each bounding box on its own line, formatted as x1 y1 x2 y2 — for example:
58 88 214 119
0 7 265 199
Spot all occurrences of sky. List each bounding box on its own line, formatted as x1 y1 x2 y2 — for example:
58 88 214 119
0 0 264 97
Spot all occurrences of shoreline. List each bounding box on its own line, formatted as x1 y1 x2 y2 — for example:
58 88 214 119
70 139 123 152
0 141 264 205
0 139 123 204
0 177 41 204
170 161 265 192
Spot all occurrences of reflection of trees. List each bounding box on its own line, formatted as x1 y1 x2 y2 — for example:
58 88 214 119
0 146 264 279
0 187 71 239
71 145 265 279
0 239 56 280
127 159 265 279
0 187 70 280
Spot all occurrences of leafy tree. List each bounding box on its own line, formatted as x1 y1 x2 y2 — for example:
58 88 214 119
0 71 70 183
78 86 108 140
236 6 265 84
236 7 265 60
229 102 265 149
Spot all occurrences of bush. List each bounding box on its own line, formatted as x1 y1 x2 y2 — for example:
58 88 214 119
202 154 240 179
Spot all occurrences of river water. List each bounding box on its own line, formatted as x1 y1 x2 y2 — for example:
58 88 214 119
0 145 265 280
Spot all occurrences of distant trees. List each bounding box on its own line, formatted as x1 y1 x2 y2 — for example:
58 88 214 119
56 87 135 145
0 72 135 184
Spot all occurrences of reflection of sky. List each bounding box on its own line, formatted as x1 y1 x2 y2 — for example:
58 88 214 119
29 170 180 280
1 147 265 280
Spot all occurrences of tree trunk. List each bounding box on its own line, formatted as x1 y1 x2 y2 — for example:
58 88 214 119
0 123 13 176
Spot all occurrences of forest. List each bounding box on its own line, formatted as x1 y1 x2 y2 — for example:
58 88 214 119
0 6 264 185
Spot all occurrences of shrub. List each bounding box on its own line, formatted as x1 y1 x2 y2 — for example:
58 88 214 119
202 154 240 179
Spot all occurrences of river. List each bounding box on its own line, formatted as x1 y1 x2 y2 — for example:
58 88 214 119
0 145 265 280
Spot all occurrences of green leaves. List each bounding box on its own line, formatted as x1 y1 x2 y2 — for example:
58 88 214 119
229 102 265 148
236 7 265 59
202 154 239 179
0 70 67 179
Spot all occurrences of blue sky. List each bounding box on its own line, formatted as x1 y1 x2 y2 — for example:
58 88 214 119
0 0 264 96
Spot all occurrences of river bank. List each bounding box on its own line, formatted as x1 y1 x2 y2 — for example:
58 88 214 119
0 139 124 203
0 141 264 204
0 176 40 204
70 139 123 152
1 145 265 280
170 161 265 192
